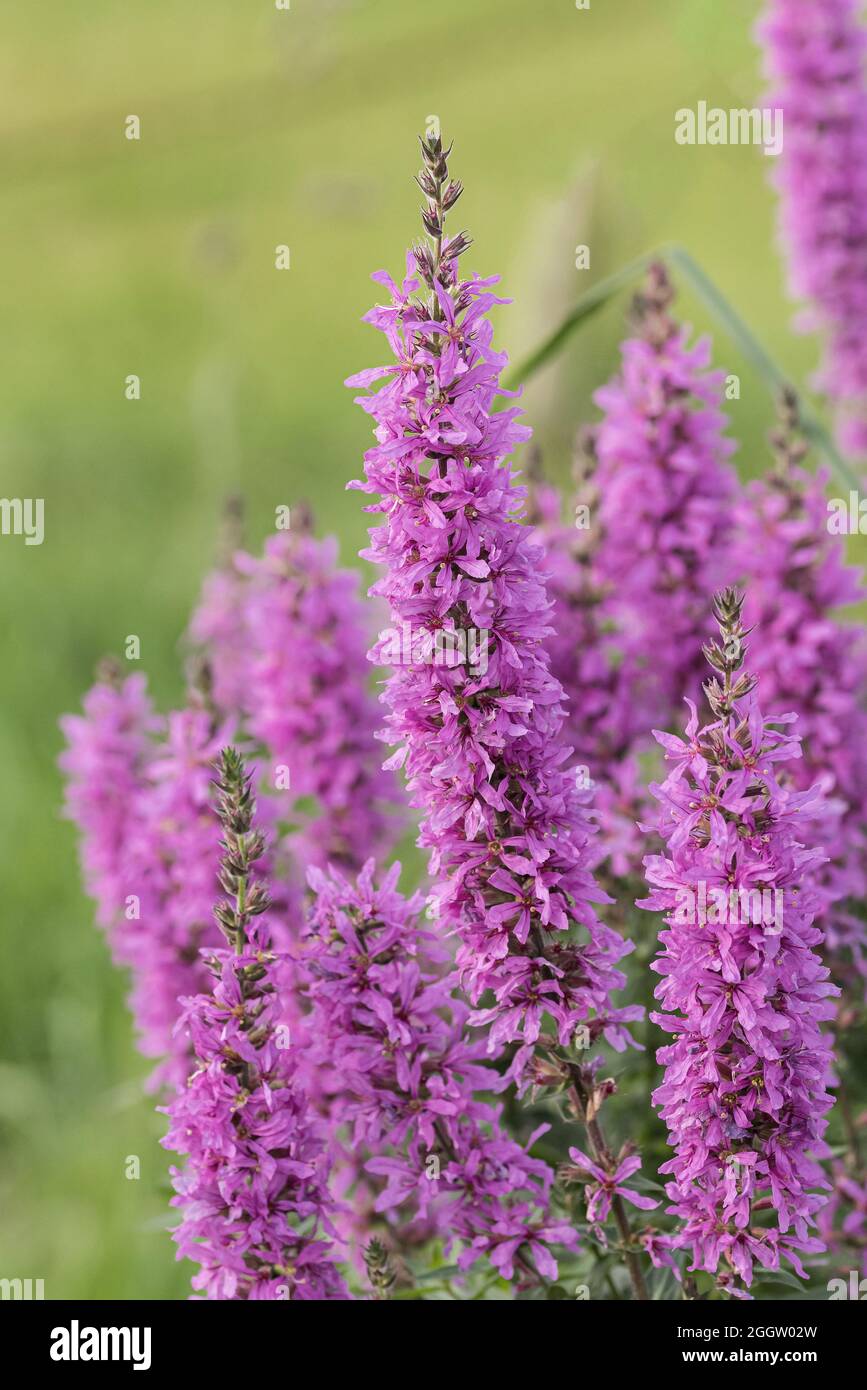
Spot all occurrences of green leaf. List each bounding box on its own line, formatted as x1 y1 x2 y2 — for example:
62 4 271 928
505 249 656 386
666 245 858 490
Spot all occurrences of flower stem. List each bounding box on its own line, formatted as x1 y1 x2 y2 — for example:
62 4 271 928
566 1062 650 1301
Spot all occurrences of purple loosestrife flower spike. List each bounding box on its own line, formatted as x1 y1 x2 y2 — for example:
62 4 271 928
190 516 398 874
591 263 738 726
347 132 639 1074
59 660 159 934
731 392 867 999
61 663 250 1091
161 747 349 1301
305 860 576 1286
348 134 653 1299
640 589 838 1292
528 269 737 880
731 394 867 1279
758 0 867 456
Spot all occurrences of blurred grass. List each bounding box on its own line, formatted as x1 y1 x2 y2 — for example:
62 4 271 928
0 0 861 1298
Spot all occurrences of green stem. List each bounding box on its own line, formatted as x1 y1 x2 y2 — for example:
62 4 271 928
566 1063 650 1302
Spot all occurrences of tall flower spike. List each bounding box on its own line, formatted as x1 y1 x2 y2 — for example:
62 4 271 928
348 135 650 1298
590 262 738 728
731 394 867 1284
347 136 638 1068
640 589 838 1292
731 391 867 997
305 860 576 1286
161 747 349 1301
61 662 252 1091
757 0 867 456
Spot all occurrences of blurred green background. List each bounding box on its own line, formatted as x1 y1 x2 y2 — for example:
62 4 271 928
0 0 860 1298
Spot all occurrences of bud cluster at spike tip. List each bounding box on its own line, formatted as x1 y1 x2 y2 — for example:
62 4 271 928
757 0 867 456
347 133 640 1080
304 858 576 1282
639 590 838 1291
161 748 350 1301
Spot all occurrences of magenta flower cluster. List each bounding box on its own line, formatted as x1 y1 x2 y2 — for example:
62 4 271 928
63 524 396 1090
304 858 574 1281
758 0 867 456
348 203 638 1081
59 669 159 935
640 591 837 1289
60 128 866 1303
591 264 737 725
527 460 648 879
528 266 737 878
162 749 349 1301
121 707 235 1090
61 675 232 1090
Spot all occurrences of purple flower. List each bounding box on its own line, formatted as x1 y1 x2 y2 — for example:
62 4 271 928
757 0 867 455
61 670 293 1092
527 268 737 880
59 672 228 1091
566 1148 659 1228
347 134 638 1077
639 589 838 1291
304 858 575 1283
161 747 349 1301
729 397 867 1280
